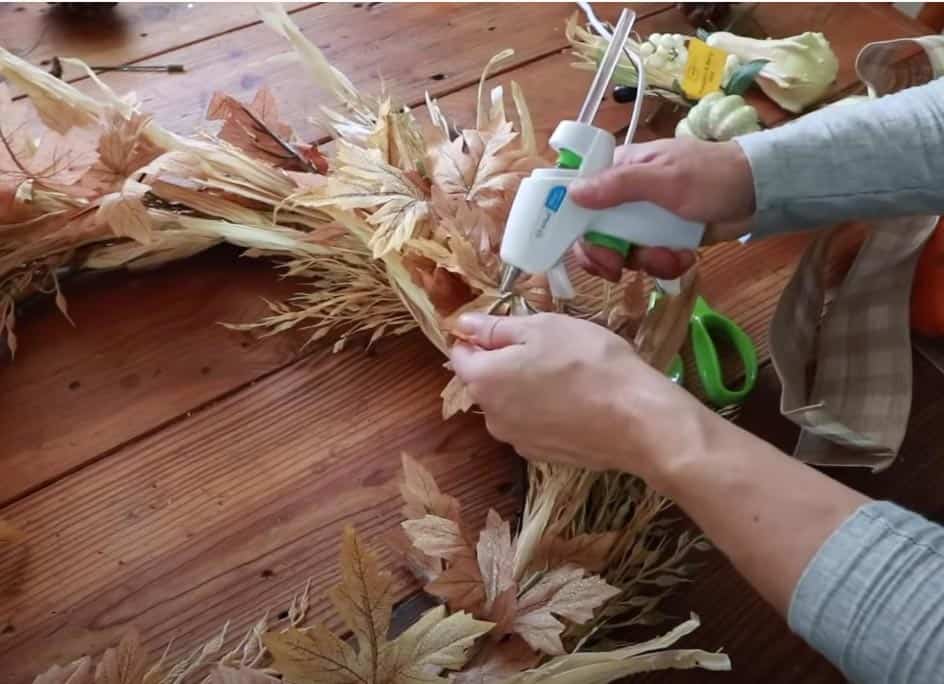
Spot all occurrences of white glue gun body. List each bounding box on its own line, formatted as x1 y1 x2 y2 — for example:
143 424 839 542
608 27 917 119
500 121 705 297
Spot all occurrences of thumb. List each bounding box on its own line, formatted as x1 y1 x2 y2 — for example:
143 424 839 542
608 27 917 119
454 313 527 350
570 163 667 210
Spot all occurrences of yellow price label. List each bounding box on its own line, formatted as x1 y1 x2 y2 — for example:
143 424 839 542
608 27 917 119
681 38 728 99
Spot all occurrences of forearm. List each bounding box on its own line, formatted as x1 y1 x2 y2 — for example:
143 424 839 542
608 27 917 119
736 79 944 238
643 408 869 617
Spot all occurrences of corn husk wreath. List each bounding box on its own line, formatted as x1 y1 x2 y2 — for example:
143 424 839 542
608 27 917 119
2 5 731 682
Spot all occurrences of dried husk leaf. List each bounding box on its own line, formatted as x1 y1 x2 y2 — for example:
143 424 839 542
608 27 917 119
33 659 94 684
0 48 102 132
635 269 699 372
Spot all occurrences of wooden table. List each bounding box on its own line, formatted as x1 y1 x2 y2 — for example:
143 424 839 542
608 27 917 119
0 4 938 682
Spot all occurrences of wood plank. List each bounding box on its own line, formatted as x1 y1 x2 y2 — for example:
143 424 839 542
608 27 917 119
0 3 313 90
0 331 522 682
14 3 668 140
634 351 944 683
0 6 672 508
0 248 307 505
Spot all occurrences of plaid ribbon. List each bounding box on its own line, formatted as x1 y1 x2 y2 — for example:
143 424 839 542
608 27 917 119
770 219 937 470
770 36 944 470
768 35 944 470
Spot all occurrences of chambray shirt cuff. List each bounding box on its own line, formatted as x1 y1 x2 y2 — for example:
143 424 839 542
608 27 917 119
734 130 794 240
788 500 944 684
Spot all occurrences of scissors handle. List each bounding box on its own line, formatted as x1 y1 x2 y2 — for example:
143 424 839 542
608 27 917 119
690 297 758 407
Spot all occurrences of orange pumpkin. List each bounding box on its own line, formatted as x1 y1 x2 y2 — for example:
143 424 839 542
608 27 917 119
911 217 944 337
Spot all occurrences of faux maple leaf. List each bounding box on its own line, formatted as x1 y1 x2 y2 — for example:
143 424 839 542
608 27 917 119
439 374 476 420
529 532 620 574
0 114 99 202
512 565 621 655
264 527 492 684
306 141 430 258
429 121 538 223
207 87 328 174
399 453 462 523
76 109 163 197
400 466 623 661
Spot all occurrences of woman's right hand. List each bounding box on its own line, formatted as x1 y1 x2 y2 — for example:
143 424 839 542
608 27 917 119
570 137 757 280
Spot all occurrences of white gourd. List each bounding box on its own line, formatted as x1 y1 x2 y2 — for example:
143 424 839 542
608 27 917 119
675 92 761 141
705 31 839 113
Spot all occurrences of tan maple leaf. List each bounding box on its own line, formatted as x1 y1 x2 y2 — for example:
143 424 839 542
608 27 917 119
425 555 486 613
429 122 522 220
399 453 461 523
476 510 515 614
265 527 492 684
402 515 470 561
0 118 99 197
512 565 621 656
206 88 327 174
73 109 163 198
306 141 430 258
440 374 476 420
529 532 620 574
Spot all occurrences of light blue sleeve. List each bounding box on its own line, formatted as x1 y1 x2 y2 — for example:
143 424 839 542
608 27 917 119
789 501 944 684
734 79 944 239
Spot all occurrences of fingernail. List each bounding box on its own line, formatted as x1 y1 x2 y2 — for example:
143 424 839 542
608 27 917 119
456 312 490 334
570 180 589 196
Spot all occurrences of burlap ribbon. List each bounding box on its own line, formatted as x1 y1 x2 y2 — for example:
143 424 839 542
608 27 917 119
768 36 944 470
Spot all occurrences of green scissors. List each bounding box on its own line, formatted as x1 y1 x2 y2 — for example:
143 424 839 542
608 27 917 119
649 291 758 408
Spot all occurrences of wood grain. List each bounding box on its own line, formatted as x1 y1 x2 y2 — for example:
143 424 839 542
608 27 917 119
0 5 675 508
0 3 313 91
0 330 523 682
0 249 309 505
11 3 669 140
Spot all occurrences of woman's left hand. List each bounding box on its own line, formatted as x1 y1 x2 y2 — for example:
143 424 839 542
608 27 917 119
448 312 710 481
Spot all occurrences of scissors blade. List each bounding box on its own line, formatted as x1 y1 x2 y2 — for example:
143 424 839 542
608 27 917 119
576 8 636 125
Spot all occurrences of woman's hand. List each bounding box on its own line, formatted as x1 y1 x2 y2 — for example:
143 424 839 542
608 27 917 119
570 138 757 281
449 311 712 484
450 310 871 621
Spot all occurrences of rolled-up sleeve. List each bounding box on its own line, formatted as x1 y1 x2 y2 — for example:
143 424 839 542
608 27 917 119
789 501 944 684
734 79 944 239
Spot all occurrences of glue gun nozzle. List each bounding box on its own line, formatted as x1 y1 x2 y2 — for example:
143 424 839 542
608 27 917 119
499 265 522 294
